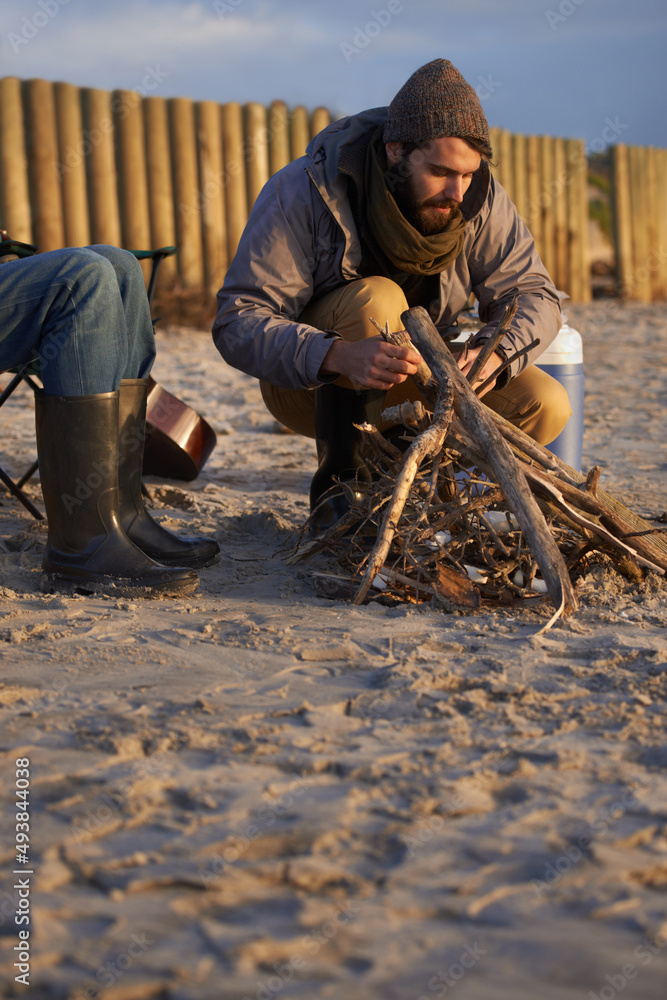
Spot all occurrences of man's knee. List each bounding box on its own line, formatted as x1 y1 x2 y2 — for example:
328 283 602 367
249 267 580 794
339 275 408 323
64 247 119 288
304 276 409 345
536 377 572 444
87 244 144 284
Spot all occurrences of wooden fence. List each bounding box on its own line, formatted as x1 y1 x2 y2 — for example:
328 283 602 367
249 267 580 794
611 144 667 301
1 76 665 302
489 126 591 302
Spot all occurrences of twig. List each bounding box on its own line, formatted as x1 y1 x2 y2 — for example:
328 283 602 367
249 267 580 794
353 377 455 604
474 341 540 396
465 297 518 387
402 305 578 614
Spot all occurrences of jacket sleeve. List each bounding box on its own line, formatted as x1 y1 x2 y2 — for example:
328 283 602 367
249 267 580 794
212 163 343 390
466 177 561 385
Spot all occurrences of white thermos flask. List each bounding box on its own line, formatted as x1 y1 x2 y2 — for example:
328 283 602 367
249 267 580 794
535 318 585 471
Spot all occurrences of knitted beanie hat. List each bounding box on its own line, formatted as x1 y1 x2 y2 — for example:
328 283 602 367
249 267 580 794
383 59 491 156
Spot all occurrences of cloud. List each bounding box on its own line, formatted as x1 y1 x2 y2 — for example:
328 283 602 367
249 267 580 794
0 0 663 144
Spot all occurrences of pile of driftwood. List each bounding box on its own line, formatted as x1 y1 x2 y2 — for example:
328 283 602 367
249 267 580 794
293 304 667 627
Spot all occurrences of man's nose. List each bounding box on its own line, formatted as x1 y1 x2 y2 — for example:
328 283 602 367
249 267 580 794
443 175 465 203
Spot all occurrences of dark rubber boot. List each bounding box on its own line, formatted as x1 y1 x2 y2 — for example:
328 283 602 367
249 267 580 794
309 383 385 533
35 391 199 597
118 379 220 569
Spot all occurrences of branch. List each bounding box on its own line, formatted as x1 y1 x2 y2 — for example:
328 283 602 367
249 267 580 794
401 305 578 615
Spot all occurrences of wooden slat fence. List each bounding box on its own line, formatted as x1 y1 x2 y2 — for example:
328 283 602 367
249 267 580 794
0 77 332 294
489 126 591 302
1 77 665 303
611 144 667 301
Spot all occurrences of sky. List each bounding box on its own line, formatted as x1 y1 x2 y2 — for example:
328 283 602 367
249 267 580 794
1 0 665 151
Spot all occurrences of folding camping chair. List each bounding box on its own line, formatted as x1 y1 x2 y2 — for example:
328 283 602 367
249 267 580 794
0 243 178 520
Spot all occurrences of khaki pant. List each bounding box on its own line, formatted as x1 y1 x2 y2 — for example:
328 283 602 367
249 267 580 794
261 276 571 446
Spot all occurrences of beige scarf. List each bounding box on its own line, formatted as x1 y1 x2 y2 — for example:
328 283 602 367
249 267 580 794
364 128 467 276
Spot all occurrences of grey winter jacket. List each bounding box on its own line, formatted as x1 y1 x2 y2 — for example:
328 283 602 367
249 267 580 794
212 107 561 391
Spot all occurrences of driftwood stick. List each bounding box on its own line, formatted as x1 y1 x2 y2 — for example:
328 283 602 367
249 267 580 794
474 340 540 397
485 409 667 565
465 297 518 387
353 379 454 605
402 305 577 614
522 465 665 575
354 421 405 463
380 399 428 428
376 321 436 389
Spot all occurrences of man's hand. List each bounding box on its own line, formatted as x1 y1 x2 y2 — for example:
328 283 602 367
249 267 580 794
454 345 504 397
319 335 422 390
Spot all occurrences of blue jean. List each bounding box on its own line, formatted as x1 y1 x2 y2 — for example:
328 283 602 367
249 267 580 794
0 245 156 395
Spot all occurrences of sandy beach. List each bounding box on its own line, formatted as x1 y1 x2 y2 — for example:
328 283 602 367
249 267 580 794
0 300 666 1000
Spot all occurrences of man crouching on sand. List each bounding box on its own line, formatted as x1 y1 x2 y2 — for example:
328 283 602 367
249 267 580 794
212 58 571 532
0 242 219 596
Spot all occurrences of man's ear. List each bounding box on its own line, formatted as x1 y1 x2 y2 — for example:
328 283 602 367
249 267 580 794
385 141 403 164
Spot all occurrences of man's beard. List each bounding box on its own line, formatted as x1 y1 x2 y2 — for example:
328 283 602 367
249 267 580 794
386 163 459 236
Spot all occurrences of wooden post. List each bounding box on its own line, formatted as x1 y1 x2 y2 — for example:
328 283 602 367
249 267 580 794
221 101 248 261
113 89 151 273
169 97 204 289
54 82 90 248
23 79 64 251
268 100 290 176
656 149 667 299
310 106 330 139
196 99 228 294
611 144 633 299
576 138 590 302
143 96 177 282
497 128 514 198
539 135 555 282
290 105 309 161
525 135 542 253
0 77 32 242
488 125 501 186
552 137 568 294
629 146 651 302
244 101 269 213
646 147 661 300
81 86 121 247
511 132 528 222
565 138 586 303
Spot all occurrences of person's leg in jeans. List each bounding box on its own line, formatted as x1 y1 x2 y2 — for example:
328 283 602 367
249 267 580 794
0 248 213 594
0 246 154 393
